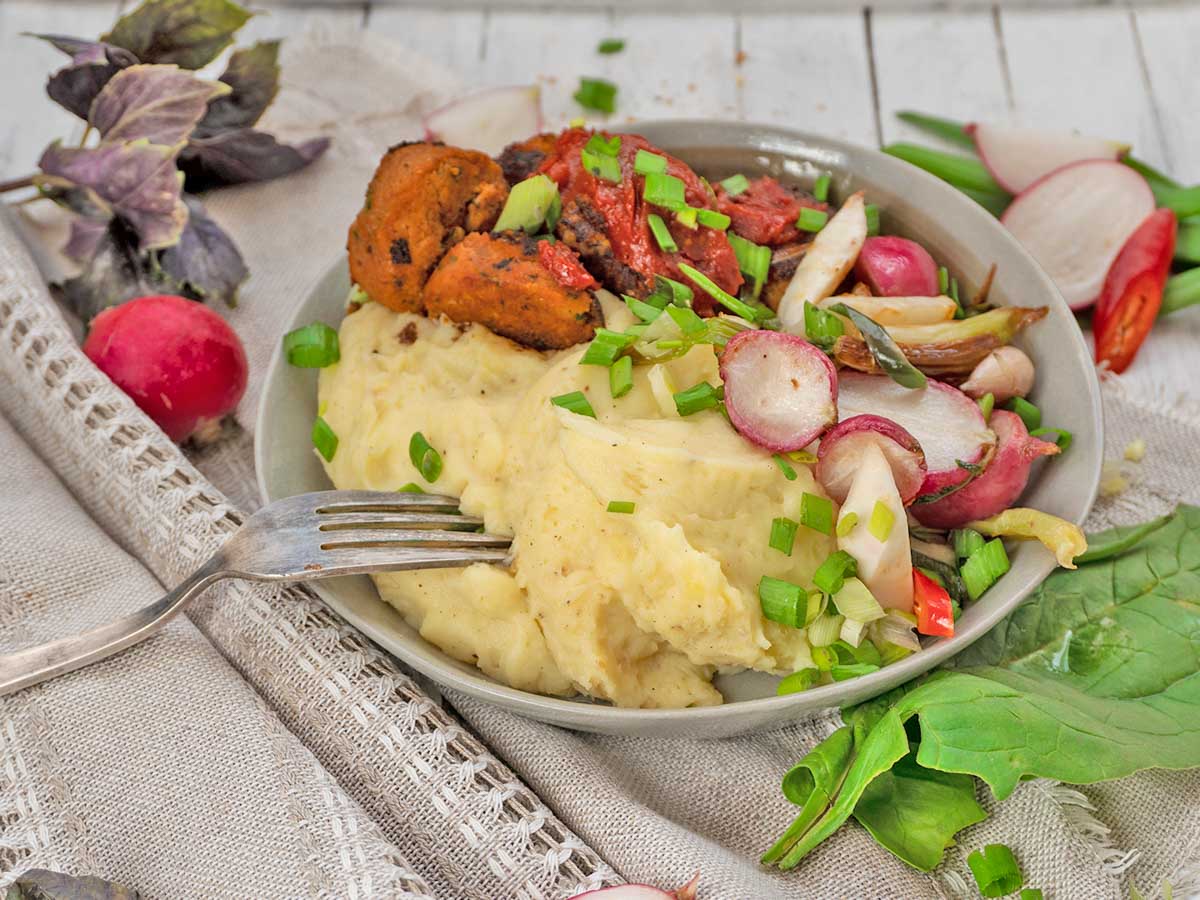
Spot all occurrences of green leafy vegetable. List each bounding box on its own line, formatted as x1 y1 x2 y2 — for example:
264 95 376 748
104 0 252 70
895 110 975 149
1074 513 1171 564
178 129 329 190
408 431 443 483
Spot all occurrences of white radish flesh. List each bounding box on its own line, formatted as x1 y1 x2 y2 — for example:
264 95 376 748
853 235 940 297
572 887 679 899
719 330 838 452
816 414 927 505
777 192 867 332
1001 160 1154 310
969 121 1129 195
423 86 543 156
817 293 958 326
837 372 994 499
837 442 914 612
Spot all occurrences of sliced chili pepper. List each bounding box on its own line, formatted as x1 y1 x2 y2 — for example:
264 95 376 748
912 568 955 637
1093 208 1177 374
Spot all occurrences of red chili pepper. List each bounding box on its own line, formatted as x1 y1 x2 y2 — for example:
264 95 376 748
1093 207 1176 374
912 569 954 637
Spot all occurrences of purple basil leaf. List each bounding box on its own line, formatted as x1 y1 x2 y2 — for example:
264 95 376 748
103 0 252 70
89 64 229 145
28 34 139 119
65 218 112 263
53 220 160 322
9 867 140 900
38 140 186 251
179 129 329 190
196 39 280 134
157 195 247 306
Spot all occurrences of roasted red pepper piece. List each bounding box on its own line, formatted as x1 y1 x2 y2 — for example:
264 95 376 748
912 569 955 637
1093 207 1177 374
716 176 828 247
537 240 599 291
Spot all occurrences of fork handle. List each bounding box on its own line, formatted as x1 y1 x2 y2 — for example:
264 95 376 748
0 556 226 697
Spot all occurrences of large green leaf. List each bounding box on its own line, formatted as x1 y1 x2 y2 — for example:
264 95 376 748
103 0 251 70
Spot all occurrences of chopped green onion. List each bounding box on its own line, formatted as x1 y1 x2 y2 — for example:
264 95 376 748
675 207 699 229
655 275 694 306
952 528 986 560
776 668 818 695
937 266 950 295
807 613 845 647
283 322 340 368
805 590 826 625
550 391 596 418
494 173 562 234
813 172 831 203
596 38 625 54
676 262 764 321
580 147 621 183
803 301 845 350
868 500 895 542
788 449 818 464
977 392 995 422
634 149 668 175
769 517 799 555
758 576 806 628
774 454 798 481
728 233 771 299
1031 426 1073 452
1005 396 1042 431
961 538 1011 601
967 844 1023 898
574 77 617 114
878 641 914 666
813 549 857 594
801 493 834 535
623 323 649 340
647 213 678 252
810 644 836 670
397 482 424 493
408 431 444 483
864 203 880 236
836 512 859 537
836 638 881 666
830 303 926 390
666 304 706 336
643 171 687 211
624 295 664 322
795 208 829 233
950 277 960 304
312 416 338 462
580 328 635 366
673 381 721 416
830 662 880 681
348 283 370 306
831 577 885 623
584 133 621 157
697 208 731 230
606 500 636 514
609 355 634 398
720 173 750 195
839 617 869 648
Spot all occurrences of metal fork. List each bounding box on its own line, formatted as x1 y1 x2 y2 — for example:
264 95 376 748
0 490 511 697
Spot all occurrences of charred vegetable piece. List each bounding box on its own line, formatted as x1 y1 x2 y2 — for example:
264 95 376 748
831 303 926 389
496 132 559 186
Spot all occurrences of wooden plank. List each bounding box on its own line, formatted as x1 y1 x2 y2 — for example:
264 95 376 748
738 11 876 145
871 9 1010 147
999 6 1166 168
368 7 486 87
0 0 123 181
1131 5 1200 183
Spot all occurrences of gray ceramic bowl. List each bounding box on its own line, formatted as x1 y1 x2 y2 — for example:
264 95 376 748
256 120 1102 738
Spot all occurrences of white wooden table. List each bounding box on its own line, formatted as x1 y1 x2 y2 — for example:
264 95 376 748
1 1 1197 401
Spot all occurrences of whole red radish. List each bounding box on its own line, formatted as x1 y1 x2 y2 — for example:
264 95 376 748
83 295 248 444
853 236 940 297
912 410 1059 529
1093 208 1177 374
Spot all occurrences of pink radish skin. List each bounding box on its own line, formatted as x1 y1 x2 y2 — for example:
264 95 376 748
836 372 994 500
82 295 248 444
719 329 838 453
423 85 543 156
1001 160 1154 310
816 415 927 506
912 410 1060 529
574 875 698 900
968 121 1129 195
853 236 940 297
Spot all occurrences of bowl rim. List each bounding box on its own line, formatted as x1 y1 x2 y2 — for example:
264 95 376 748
255 117 1103 729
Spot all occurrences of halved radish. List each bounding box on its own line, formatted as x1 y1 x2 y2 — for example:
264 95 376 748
777 192 867 332
837 371 994 500
816 293 957 326
575 875 698 900
837 442 914 612
912 409 1060 529
423 86 543 156
816 415 927 505
719 330 838 452
1001 160 1154 310
969 121 1129 195
853 236 940 297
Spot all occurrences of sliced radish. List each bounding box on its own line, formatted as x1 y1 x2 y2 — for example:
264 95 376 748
969 121 1129 195
912 410 1060 529
776 192 867 332
816 415 927 506
719 329 838 452
423 86 543 156
853 235 940 297
837 442 914 613
575 875 698 900
817 293 957 326
837 371 994 500
1001 160 1154 310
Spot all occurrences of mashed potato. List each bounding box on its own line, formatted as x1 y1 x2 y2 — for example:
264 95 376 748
318 301 836 707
